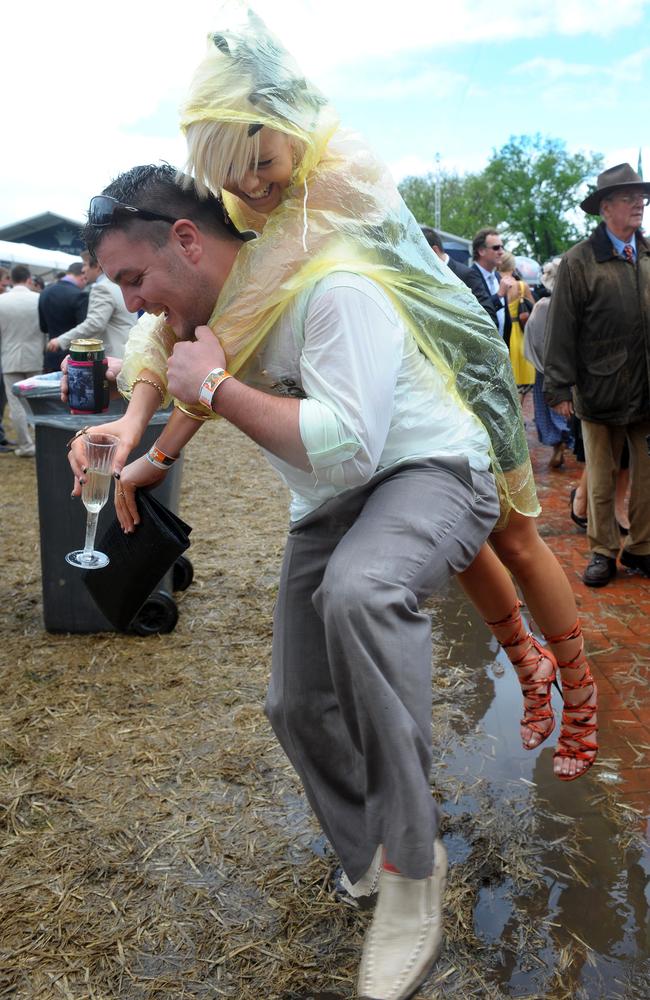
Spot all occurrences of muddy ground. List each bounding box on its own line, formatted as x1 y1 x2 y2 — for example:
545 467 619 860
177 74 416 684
1 420 648 999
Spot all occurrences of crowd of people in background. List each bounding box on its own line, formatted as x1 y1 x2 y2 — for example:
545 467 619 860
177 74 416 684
421 161 650 594
1 171 647 590
0 252 136 457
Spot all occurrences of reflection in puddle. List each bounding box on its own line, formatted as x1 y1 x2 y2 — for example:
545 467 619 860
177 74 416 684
432 592 650 998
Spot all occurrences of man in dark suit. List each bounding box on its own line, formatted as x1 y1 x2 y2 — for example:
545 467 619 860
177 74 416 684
38 262 88 372
421 227 496 323
470 227 516 336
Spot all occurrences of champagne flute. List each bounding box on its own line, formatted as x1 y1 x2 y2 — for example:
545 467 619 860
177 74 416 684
65 432 119 569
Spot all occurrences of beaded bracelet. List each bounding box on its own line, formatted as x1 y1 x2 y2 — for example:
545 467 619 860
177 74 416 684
131 376 165 405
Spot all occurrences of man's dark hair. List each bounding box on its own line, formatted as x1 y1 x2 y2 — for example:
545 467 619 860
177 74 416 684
81 163 243 255
472 227 500 260
420 226 444 252
67 262 86 277
11 264 31 284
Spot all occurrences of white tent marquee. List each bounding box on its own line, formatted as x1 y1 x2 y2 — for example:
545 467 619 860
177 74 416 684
0 239 81 277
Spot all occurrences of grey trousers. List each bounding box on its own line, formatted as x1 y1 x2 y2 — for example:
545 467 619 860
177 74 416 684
265 458 499 882
3 371 40 449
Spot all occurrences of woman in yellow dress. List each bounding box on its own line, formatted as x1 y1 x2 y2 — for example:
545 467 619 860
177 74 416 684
501 251 537 390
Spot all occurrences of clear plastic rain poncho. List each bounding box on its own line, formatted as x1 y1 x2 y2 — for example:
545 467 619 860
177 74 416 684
119 3 538 521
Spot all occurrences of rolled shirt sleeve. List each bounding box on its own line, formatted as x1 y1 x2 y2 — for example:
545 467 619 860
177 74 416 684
297 279 403 489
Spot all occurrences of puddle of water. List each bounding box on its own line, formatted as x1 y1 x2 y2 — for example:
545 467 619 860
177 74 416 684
433 590 650 998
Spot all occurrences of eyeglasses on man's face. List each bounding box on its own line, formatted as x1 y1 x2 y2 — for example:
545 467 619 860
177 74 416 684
610 192 650 207
486 243 504 251
88 195 178 227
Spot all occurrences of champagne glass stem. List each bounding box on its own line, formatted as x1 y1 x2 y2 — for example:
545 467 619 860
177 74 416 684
82 511 99 559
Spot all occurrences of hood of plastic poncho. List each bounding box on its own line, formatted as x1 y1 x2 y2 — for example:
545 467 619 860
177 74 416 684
179 4 338 196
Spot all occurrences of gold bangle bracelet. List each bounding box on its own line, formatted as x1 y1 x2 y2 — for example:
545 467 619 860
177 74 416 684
66 425 91 448
131 376 165 405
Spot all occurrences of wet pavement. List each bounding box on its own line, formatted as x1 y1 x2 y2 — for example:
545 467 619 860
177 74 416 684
521 392 650 831
283 390 650 999
446 392 650 998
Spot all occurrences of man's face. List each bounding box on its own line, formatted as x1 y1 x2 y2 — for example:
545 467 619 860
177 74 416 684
478 234 504 272
68 268 87 288
97 229 219 340
600 188 647 238
0 273 11 293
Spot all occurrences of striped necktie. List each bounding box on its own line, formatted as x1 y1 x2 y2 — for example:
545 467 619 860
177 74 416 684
623 244 635 263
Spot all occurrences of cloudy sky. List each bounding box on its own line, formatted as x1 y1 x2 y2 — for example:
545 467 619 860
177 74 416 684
2 0 648 228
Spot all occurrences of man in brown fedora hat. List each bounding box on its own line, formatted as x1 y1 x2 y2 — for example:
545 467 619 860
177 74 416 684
544 162 650 586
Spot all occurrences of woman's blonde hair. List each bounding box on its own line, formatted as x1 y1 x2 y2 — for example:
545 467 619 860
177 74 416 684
500 251 516 273
183 119 306 198
178 15 315 199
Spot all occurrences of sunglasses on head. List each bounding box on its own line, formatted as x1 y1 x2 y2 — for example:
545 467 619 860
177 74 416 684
88 195 178 227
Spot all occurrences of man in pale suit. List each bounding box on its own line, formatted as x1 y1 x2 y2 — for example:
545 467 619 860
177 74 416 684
46 254 138 359
0 264 44 456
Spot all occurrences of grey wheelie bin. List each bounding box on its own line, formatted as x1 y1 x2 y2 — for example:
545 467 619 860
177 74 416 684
14 374 193 634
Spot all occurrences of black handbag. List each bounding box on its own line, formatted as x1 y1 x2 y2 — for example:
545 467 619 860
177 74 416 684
82 491 192 631
518 296 534 328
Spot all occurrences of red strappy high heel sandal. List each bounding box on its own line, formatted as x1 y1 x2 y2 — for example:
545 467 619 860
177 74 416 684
486 601 557 751
543 620 598 781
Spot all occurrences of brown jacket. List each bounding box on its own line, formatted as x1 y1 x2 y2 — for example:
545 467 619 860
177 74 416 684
543 222 650 423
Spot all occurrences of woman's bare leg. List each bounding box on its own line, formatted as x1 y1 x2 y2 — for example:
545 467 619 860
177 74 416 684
489 512 598 780
458 545 556 750
573 468 588 519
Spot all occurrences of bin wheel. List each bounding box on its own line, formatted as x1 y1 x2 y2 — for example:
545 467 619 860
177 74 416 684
130 591 179 636
172 555 194 592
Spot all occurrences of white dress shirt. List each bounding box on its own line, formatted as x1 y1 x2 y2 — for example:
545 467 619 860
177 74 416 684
243 272 491 521
475 262 505 337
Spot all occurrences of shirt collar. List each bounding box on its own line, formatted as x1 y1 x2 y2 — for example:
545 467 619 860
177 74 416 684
606 227 636 260
475 262 495 281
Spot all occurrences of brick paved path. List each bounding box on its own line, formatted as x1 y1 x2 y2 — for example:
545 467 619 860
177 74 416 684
523 394 650 830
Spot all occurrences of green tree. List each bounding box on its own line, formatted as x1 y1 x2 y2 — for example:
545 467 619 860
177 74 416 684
484 135 603 259
399 135 603 260
399 171 492 242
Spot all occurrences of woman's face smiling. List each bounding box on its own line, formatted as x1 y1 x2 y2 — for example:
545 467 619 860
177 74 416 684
222 128 294 215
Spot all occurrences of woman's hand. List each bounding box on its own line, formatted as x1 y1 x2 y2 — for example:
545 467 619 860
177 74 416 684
68 415 143 497
115 455 168 533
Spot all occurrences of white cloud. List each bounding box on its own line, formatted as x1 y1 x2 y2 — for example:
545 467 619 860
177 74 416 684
256 0 650 69
513 46 650 84
2 0 650 226
328 68 468 102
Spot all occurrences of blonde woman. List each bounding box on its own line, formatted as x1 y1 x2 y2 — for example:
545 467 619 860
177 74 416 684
85 7 596 784
500 251 536 391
